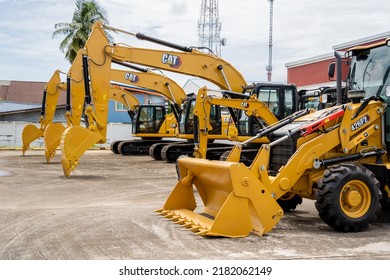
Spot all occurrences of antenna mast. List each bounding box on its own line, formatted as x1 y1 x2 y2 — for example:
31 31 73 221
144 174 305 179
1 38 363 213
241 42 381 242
266 0 274 81
198 0 222 56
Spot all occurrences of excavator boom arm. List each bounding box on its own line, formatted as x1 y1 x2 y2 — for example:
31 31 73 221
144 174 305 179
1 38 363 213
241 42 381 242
106 44 246 92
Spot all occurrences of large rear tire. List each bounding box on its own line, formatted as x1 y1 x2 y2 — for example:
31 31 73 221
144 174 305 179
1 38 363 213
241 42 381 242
315 163 381 232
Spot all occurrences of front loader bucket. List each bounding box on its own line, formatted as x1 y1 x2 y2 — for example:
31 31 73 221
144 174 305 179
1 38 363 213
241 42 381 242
22 124 44 155
60 126 102 178
156 157 283 238
43 123 66 163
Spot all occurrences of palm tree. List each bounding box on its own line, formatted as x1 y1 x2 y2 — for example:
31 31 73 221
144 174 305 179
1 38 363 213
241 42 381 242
52 0 110 63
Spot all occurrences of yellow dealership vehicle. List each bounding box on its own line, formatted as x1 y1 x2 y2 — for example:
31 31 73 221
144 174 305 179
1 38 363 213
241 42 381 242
21 70 66 156
157 38 390 237
60 21 249 177
59 21 300 176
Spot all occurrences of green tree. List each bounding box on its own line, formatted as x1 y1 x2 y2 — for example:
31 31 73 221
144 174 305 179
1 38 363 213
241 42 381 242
52 0 110 63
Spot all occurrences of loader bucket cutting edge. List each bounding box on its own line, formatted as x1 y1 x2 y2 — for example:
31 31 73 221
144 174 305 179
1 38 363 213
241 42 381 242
44 123 66 163
22 124 44 155
60 126 103 178
157 157 283 238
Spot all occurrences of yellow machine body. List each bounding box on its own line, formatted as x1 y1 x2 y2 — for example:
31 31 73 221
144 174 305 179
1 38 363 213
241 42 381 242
160 99 387 237
60 21 249 177
21 70 64 155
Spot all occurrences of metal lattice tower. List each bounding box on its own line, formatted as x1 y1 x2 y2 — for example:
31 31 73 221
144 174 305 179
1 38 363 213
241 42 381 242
198 0 222 56
266 0 274 82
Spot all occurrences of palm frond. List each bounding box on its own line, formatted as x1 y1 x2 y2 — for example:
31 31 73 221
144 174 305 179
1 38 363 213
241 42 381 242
53 0 111 63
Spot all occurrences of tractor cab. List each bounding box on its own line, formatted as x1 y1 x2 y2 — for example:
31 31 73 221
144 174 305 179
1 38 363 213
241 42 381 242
346 38 390 149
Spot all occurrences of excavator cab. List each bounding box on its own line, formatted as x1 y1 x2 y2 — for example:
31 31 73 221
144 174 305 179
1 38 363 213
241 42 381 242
132 105 166 135
298 87 348 111
236 83 298 136
179 96 222 136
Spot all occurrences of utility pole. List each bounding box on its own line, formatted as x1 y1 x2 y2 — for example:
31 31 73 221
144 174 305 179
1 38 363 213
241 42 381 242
266 0 274 82
198 0 223 57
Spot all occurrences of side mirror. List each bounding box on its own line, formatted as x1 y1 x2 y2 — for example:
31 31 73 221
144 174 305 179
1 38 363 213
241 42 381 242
328 62 336 79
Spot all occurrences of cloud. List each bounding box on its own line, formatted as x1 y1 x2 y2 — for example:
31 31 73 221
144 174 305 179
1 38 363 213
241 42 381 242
1 0 390 85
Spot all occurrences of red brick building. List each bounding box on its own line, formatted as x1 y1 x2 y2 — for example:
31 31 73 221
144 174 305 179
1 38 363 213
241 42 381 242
285 31 390 89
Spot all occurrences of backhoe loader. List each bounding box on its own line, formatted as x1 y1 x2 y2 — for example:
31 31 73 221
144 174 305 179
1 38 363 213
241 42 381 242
157 38 390 238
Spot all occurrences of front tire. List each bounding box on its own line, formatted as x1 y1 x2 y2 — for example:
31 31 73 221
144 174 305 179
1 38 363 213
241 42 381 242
315 163 381 232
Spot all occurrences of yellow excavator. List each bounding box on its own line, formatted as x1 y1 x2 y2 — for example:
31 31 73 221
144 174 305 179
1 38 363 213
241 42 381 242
59 20 251 177
108 62 187 156
21 55 141 162
157 39 390 237
21 70 66 155
38 49 189 163
44 82 140 162
59 21 302 176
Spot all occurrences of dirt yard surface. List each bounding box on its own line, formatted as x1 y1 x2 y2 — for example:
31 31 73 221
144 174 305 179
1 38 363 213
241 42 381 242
1 149 390 260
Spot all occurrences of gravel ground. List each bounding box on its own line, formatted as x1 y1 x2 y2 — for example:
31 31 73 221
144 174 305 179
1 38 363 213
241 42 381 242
1 149 390 260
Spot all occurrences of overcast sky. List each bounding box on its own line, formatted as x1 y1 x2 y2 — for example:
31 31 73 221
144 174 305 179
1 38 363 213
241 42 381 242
1 0 390 87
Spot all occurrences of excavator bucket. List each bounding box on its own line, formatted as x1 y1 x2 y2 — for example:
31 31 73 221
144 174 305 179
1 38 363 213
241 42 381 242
156 157 284 237
21 124 44 155
60 126 102 178
43 123 66 163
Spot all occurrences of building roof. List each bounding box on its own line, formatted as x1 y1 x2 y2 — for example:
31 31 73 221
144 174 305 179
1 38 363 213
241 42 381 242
0 101 40 113
333 31 390 50
0 80 66 105
285 52 334 68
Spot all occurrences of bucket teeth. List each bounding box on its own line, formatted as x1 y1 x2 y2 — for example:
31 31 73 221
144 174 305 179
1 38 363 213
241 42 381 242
183 222 193 228
164 213 175 218
157 208 212 236
189 225 202 232
174 218 186 225
195 229 209 236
